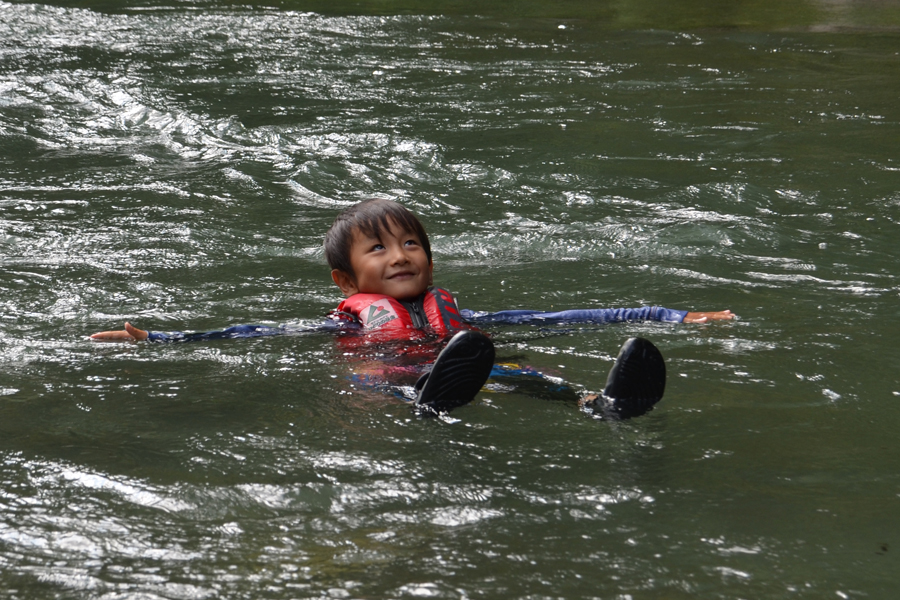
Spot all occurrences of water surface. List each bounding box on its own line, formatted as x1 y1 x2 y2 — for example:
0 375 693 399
2 1 900 598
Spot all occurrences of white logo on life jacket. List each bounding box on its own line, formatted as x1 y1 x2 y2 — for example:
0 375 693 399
361 302 399 329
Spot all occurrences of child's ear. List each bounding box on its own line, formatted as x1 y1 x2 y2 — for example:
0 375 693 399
428 260 434 286
331 270 359 297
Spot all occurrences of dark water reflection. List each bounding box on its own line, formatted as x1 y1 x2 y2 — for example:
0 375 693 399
29 0 900 31
2 0 900 598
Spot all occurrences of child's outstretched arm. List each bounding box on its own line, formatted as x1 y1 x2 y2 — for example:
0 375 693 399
89 322 282 342
89 318 355 343
90 322 149 341
459 306 735 326
682 310 734 323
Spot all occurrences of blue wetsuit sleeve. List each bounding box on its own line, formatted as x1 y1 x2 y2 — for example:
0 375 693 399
458 306 688 325
146 324 284 343
141 306 684 342
145 318 357 343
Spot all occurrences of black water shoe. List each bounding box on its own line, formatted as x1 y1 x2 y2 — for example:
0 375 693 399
415 330 495 414
582 337 666 419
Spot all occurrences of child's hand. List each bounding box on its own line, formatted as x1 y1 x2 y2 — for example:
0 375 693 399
683 310 734 324
90 322 149 342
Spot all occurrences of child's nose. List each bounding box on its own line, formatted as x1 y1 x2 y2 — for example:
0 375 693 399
389 245 409 264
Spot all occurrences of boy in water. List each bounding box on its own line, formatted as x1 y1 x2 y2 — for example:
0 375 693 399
92 198 733 416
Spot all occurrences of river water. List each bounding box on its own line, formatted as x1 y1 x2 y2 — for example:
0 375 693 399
2 1 900 598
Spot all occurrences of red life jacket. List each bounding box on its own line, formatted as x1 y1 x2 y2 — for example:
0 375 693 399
331 286 467 337
329 287 476 363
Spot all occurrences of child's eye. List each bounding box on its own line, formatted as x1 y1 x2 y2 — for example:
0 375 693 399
404 239 419 247
372 244 385 251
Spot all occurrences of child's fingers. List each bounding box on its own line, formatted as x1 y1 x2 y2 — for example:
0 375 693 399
683 311 735 323
90 330 136 341
89 322 148 342
124 322 149 341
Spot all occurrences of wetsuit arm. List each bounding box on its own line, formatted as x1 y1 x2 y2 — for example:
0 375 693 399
145 324 285 343
458 306 688 325
144 318 359 343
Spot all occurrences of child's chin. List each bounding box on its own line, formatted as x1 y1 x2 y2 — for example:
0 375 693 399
386 283 427 299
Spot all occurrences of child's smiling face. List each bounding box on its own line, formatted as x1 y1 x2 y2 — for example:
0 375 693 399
331 218 433 300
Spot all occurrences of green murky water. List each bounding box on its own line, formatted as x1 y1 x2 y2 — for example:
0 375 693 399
2 1 900 598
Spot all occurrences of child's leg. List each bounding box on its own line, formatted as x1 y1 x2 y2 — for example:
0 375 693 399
346 336 665 420
487 337 666 419
346 330 496 415
414 330 495 414
582 337 666 419
485 363 583 403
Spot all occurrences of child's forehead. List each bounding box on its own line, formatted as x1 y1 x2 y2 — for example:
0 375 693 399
351 218 420 241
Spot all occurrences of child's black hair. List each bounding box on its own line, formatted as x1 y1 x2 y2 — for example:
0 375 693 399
324 198 433 277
